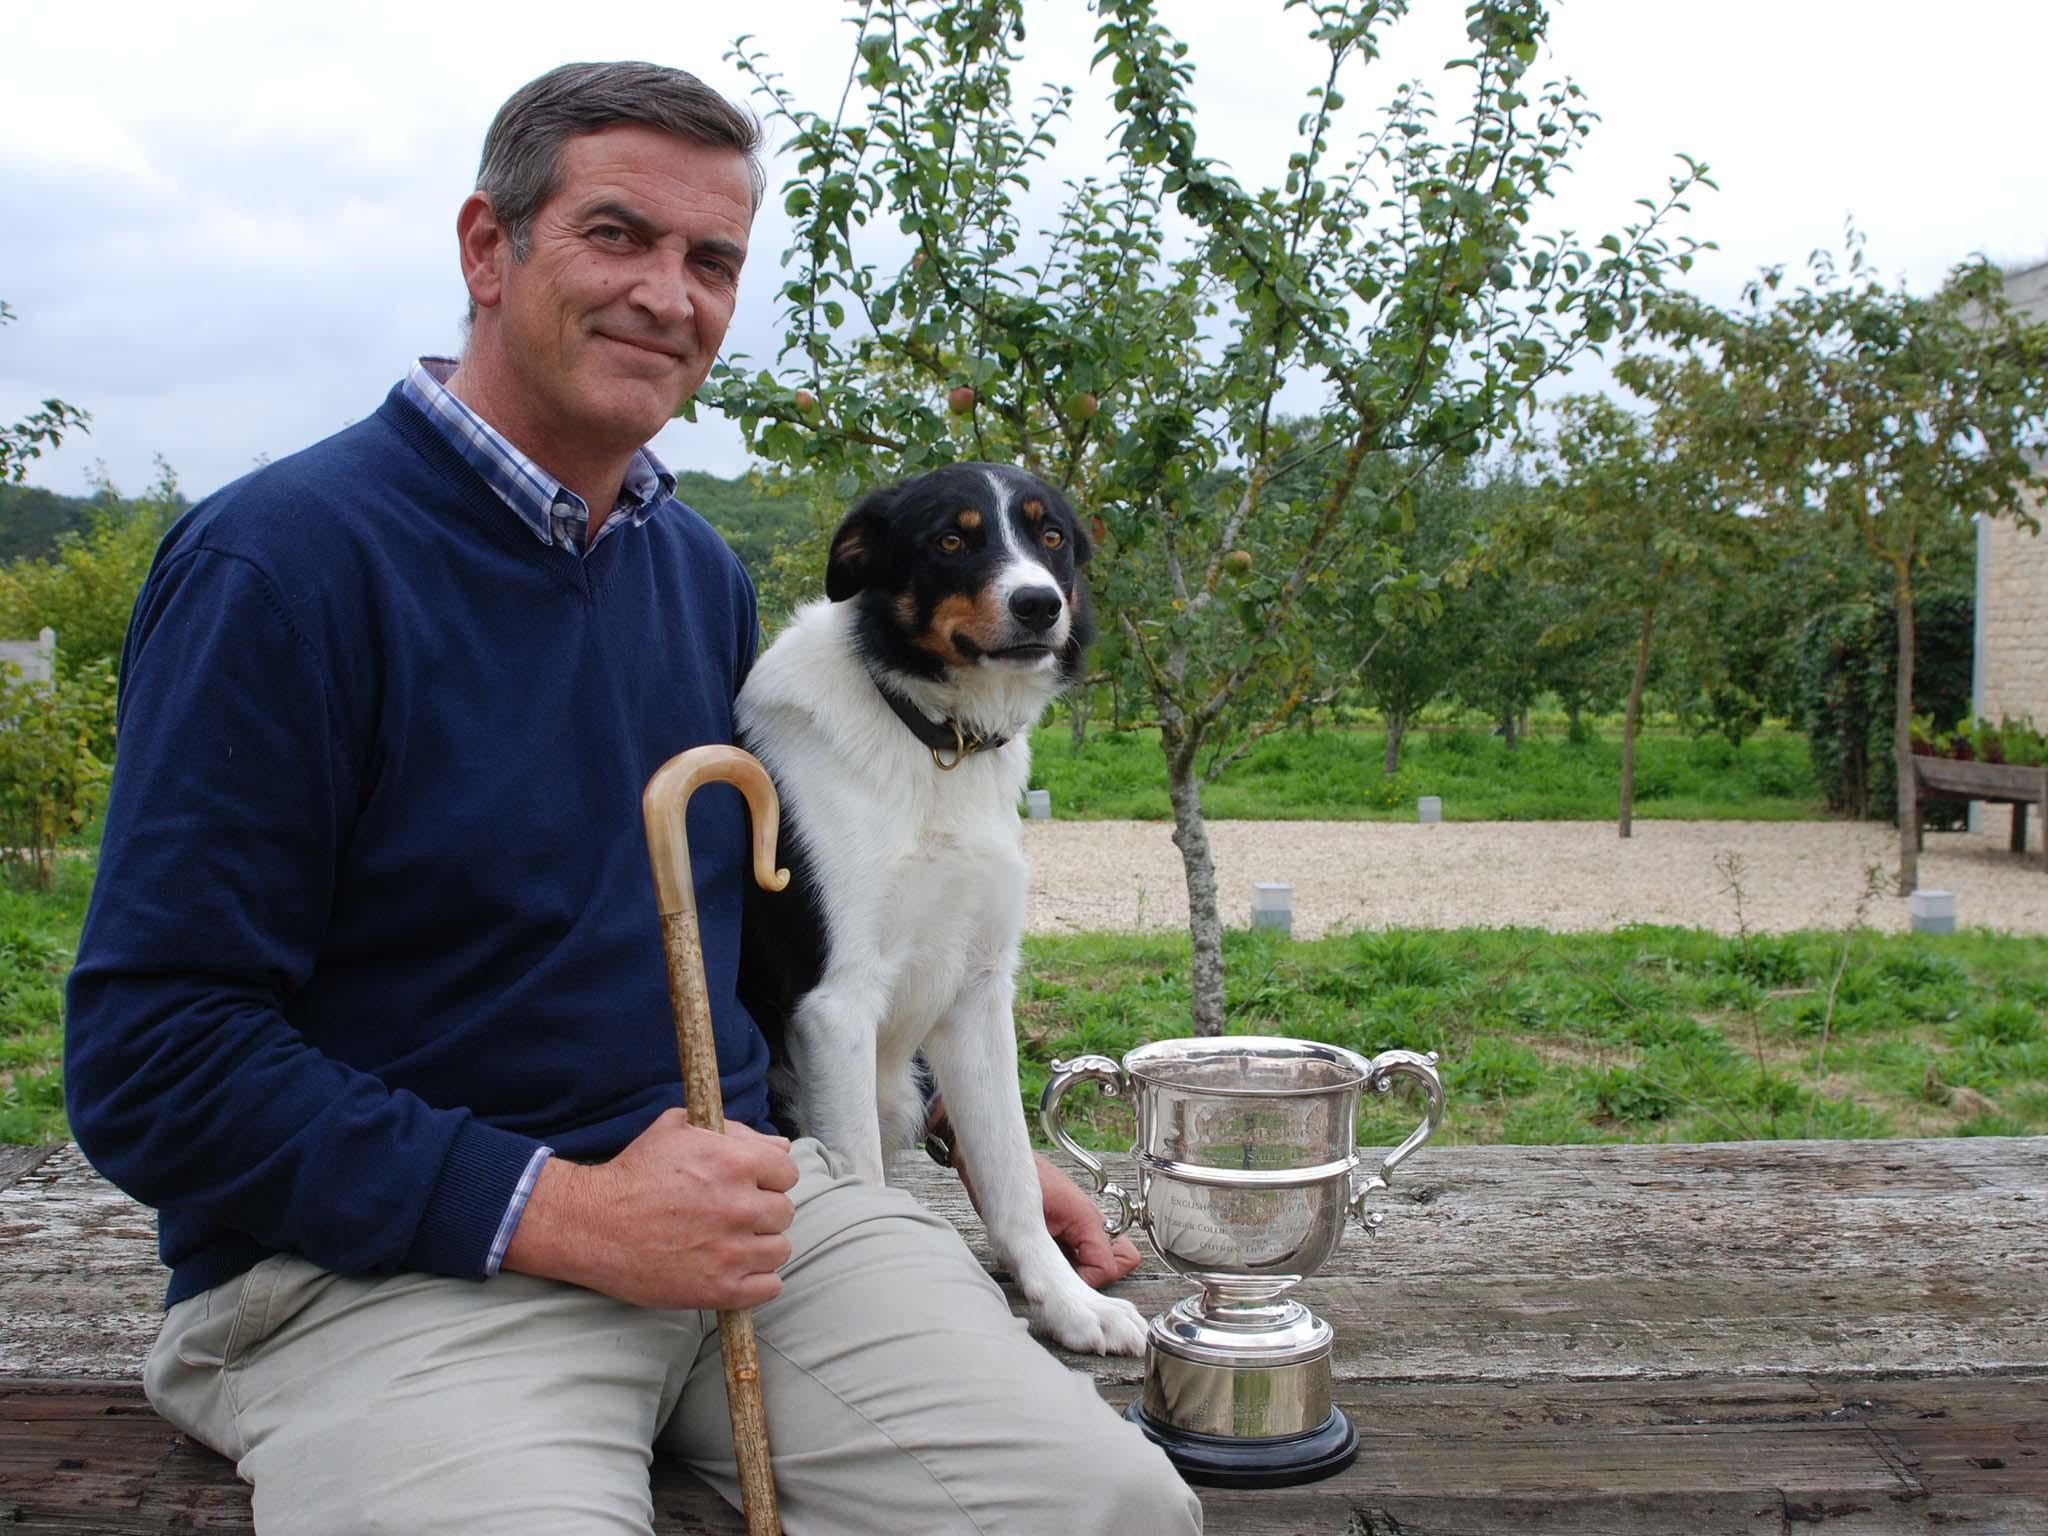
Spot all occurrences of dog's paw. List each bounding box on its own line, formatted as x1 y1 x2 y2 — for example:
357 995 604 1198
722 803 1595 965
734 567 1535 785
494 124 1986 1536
1035 1286 1150 1357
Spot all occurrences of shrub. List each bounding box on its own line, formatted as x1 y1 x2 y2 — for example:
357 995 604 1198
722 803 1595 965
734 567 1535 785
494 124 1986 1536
0 660 115 887
1797 589 1972 821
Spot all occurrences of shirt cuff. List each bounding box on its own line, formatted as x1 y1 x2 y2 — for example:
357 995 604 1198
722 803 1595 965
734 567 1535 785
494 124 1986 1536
484 1145 554 1276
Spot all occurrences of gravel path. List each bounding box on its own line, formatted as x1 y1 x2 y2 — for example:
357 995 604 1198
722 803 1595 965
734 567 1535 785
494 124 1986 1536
1020 818 2048 937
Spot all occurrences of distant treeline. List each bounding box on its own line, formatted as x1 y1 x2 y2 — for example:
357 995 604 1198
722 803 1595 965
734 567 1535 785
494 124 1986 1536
0 484 121 563
0 471 804 571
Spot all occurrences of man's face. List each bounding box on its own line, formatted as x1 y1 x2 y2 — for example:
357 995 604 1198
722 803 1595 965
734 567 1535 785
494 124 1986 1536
485 124 753 461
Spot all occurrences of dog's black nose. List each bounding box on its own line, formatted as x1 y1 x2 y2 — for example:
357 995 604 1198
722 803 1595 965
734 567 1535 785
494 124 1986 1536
1008 587 1062 632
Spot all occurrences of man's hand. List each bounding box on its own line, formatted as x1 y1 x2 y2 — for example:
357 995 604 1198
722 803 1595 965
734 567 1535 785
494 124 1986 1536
1034 1152 1143 1288
503 1111 798 1310
955 1143 1142 1290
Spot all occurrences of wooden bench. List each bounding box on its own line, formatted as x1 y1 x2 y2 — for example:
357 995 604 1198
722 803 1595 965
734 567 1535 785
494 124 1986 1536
4 1136 2045 1533
1913 756 2048 870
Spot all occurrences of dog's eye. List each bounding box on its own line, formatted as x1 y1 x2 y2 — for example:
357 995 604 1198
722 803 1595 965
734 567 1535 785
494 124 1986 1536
937 531 966 554
1041 528 1065 550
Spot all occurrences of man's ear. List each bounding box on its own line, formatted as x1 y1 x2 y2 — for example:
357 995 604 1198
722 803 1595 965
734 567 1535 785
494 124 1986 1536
825 487 895 602
455 191 509 313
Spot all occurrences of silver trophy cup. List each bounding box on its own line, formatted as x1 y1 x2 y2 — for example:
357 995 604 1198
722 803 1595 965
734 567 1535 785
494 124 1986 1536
1041 1037 1444 1487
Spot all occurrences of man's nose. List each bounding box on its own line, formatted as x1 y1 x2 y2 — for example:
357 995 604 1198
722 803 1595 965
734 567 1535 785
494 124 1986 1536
631 255 697 328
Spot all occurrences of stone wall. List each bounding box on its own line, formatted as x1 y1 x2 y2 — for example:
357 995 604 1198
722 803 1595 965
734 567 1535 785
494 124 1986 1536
1975 261 2048 728
1978 500 2048 726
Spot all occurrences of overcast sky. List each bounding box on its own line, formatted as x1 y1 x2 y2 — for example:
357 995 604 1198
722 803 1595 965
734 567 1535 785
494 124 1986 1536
3 0 2043 503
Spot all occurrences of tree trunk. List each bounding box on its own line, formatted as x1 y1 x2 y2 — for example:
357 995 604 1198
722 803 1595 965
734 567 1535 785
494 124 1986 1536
1498 712 1518 750
1165 752 1227 1036
1620 606 1656 840
1069 689 1090 752
1384 711 1405 775
1894 563 1919 895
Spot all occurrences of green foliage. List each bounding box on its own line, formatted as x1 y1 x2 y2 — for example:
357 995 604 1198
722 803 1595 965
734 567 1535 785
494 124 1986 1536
1914 713 2048 769
0 661 116 888
1623 232 2048 889
0 484 98 563
1531 392 1758 830
0 302 90 487
675 469 837 637
16 882 2037 1148
1026 718 1818 821
714 0 1712 1033
0 459 185 691
1010 925 2048 1152
1797 589 1973 820
0 854 92 1143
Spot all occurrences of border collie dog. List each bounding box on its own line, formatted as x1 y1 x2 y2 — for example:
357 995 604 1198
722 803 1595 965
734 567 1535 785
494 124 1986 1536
735 462 1147 1356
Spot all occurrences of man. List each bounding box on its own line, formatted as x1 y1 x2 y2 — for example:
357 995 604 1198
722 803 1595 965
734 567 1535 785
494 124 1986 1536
64 61 1201 1536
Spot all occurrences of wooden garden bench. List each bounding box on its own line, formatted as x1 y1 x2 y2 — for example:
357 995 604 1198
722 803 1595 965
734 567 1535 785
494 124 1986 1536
3 1136 2044 1533
1912 756 2048 870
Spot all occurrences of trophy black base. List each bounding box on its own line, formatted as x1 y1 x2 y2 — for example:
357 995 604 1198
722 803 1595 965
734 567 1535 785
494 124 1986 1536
1124 1399 1359 1488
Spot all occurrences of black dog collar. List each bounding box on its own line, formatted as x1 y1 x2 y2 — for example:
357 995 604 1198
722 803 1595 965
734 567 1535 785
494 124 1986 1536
871 676 1009 770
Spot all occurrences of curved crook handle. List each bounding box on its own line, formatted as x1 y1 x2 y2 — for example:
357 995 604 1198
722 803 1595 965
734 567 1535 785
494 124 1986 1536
643 744 791 919
1038 1055 1138 1237
1350 1049 1445 1232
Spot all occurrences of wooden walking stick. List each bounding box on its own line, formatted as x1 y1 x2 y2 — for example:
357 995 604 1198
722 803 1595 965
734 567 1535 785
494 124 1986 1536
643 745 790 1536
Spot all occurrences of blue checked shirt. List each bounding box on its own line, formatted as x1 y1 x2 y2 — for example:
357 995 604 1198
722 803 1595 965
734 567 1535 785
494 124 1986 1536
400 356 680 1271
401 357 677 556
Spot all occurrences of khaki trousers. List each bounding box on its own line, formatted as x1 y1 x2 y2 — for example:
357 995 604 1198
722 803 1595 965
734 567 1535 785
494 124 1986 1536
145 1138 1200 1536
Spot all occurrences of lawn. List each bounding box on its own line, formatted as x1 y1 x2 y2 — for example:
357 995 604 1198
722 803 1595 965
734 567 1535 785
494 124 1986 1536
1015 926 2048 1151
10 844 2041 1152
0 855 90 1143
1026 720 1820 821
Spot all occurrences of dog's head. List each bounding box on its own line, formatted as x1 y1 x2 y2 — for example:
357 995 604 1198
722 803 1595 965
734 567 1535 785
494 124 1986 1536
825 463 1095 687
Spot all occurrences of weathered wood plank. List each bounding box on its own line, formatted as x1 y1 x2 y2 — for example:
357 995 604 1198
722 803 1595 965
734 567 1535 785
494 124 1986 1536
5 1377 2041 1536
0 1145 55 1197
1914 756 2048 802
7 1140 2045 1385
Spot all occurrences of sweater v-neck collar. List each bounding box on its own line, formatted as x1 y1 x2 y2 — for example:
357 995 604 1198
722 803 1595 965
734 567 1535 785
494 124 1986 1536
377 389 638 602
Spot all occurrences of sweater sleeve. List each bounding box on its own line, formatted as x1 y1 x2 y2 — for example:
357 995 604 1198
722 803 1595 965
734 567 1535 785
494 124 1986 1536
64 543 541 1281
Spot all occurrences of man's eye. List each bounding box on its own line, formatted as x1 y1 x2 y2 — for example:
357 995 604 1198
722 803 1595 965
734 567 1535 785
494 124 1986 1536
1042 528 1064 550
591 225 632 245
937 532 966 554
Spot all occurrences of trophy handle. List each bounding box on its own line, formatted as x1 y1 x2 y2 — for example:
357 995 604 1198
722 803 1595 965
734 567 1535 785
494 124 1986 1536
1039 1055 1138 1237
1350 1049 1445 1234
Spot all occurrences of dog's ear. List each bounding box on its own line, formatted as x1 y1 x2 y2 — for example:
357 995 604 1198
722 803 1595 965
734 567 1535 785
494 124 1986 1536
825 487 894 602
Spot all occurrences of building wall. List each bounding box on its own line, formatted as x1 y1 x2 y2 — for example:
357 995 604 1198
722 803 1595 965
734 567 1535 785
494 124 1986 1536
1978 494 2048 726
1976 260 2048 729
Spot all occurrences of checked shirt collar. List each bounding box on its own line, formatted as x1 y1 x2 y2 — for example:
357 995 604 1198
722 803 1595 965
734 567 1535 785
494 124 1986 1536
401 356 677 556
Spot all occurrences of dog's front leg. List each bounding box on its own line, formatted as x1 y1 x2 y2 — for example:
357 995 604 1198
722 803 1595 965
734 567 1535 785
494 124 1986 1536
923 979 1148 1357
790 980 889 1185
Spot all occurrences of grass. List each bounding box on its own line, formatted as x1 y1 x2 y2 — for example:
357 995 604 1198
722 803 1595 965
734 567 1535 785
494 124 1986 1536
1015 925 2048 1152
1027 720 1820 821
0 856 90 1143
8 840 2041 1156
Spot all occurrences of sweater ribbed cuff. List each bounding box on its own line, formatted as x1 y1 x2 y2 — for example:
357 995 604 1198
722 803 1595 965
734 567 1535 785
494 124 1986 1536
406 1117 547 1279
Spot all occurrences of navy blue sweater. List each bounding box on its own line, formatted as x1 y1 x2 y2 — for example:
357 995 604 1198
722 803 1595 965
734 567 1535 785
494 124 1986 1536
65 388 771 1307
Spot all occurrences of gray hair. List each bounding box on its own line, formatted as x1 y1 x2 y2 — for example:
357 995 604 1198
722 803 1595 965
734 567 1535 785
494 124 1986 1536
466 61 765 320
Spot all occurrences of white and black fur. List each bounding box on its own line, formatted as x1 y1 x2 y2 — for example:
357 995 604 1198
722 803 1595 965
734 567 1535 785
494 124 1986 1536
735 463 1147 1356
